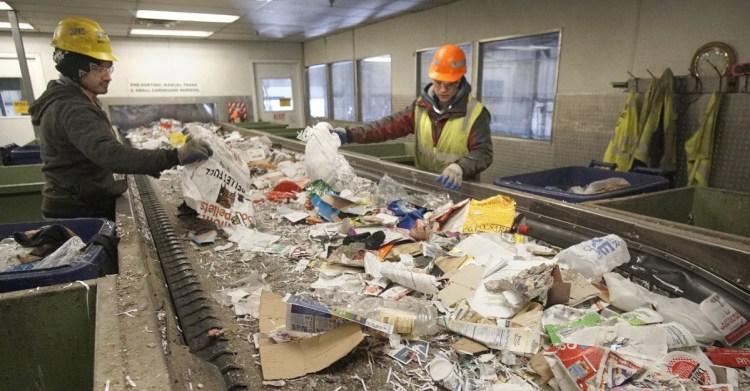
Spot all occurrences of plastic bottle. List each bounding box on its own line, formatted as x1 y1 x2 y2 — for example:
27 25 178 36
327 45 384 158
353 296 439 336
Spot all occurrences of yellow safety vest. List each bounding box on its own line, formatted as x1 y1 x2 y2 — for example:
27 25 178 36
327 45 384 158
603 90 639 171
686 91 721 187
413 97 484 172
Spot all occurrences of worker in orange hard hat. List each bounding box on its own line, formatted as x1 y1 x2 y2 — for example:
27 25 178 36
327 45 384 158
29 17 212 221
332 44 492 190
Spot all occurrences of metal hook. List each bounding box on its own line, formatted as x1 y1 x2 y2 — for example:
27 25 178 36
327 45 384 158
705 59 724 92
626 71 637 92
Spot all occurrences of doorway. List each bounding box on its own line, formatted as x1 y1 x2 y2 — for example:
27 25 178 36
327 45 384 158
253 62 304 127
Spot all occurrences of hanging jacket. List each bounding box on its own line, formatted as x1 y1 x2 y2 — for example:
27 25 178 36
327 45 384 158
603 90 639 171
685 91 721 187
346 77 493 178
29 77 179 219
659 72 678 172
632 68 677 169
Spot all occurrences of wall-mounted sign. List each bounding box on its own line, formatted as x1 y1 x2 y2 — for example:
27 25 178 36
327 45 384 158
128 81 201 97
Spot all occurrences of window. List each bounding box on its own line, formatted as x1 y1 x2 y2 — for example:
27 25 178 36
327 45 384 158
306 64 328 118
416 43 472 94
331 61 355 121
261 78 293 112
478 31 560 140
0 78 23 116
358 55 391 122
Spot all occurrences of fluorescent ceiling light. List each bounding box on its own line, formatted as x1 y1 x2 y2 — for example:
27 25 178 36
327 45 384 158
363 56 391 63
130 29 213 38
0 2 12 11
136 10 239 23
0 22 34 30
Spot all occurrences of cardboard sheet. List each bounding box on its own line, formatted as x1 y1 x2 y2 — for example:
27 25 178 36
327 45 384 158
260 290 288 334
438 263 485 308
258 283 364 380
260 322 364 380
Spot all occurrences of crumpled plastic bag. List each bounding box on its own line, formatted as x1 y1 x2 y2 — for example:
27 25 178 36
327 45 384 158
300 122 357 192
374 174 409 205
603 272 723 344
569 177 631 194
556 234 629 280
32 236 86 270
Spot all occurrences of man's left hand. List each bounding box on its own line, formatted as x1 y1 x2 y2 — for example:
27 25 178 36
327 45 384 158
436 163 463 190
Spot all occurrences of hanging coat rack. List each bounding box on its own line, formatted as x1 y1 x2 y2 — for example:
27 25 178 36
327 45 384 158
612 70 735 94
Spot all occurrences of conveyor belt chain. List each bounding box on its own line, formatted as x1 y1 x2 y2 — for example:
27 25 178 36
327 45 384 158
134 174 248 391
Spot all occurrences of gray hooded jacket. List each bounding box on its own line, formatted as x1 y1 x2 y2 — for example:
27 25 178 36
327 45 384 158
29 77 179 218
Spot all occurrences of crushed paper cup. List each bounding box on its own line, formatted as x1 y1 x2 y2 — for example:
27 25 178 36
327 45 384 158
428 355 462 390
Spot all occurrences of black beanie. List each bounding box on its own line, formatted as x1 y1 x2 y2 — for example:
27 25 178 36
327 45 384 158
53 49 103 81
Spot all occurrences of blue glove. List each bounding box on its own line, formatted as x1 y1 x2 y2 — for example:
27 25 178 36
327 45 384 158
435 163 463 190
178 137 213 165
332 128 350 145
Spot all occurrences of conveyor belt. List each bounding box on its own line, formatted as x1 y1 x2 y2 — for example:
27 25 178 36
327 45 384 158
134 174 248 391
230 124 750 317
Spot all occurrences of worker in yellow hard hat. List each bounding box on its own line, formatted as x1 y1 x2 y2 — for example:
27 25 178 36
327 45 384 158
333 44 493 190
29 17 212 221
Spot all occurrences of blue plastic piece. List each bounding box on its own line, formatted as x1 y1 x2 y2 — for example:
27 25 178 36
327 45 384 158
0 218 117 292
387 199 425 229
493 166 669 203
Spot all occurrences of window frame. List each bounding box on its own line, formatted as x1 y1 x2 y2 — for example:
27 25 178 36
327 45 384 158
0 77 23 116
305 63 329 120
357 54 392 123
260 77 294 112
330 60 356 122
477 29 561 142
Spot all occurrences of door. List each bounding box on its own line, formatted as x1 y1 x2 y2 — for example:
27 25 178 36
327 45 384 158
253 62 303 127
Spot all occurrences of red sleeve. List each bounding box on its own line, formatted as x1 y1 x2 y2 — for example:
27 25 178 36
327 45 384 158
347 104 417 144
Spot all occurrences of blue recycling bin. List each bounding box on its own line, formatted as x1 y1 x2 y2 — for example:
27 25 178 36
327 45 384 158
1 143 42 165
0 218 117 292
493 162 669 203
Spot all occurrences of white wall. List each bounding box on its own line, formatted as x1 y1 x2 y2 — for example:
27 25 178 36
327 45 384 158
303 0 750 96
0 32 303 143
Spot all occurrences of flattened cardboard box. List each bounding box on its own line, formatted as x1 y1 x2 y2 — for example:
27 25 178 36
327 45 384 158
259 290 364 380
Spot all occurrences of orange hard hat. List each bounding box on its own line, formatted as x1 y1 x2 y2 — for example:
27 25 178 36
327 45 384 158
429 44 466 82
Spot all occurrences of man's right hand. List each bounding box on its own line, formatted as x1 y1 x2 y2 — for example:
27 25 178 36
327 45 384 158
436 163 463 190
178 137 213 165
332 128 350 145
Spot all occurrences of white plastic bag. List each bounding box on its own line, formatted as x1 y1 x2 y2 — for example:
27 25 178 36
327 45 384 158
556 234 629 280
301 122 356 192
603 272 723 344
181 123 255 230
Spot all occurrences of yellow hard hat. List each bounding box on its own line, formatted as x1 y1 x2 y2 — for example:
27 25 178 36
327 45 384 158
429 44 466 82
52 17 118 61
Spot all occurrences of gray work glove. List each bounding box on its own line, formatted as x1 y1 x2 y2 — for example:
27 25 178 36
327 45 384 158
178 137 213 165
436 163 463 190
331 127 350 145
